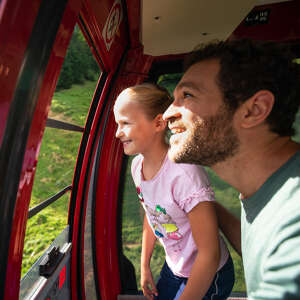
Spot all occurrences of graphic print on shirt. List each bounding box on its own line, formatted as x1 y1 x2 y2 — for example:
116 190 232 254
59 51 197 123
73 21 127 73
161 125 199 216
143 203 183 241
136 186 144 202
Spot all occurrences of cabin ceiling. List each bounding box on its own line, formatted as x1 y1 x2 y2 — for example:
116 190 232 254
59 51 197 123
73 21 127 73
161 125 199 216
141 0 292 56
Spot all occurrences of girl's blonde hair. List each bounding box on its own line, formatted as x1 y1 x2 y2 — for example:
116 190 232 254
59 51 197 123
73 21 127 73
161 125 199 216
118 83 173 119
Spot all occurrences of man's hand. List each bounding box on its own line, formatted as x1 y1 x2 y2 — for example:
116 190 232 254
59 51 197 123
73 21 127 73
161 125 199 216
141 266 158 299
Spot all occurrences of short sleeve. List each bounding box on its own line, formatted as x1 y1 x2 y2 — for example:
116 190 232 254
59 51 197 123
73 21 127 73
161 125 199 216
251 213 300 299
131 154 142 186
172 164 215 213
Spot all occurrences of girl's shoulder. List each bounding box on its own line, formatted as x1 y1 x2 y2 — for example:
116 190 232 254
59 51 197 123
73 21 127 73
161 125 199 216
131 154 143 175
166 158 211 187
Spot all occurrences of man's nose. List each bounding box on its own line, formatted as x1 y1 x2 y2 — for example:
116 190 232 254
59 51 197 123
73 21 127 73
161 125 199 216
163 103 181 122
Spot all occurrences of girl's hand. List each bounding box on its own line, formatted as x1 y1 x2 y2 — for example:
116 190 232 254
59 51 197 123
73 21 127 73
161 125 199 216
141 266 158 299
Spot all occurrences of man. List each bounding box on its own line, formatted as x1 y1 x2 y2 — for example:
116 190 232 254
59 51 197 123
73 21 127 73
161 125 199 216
163 39 300 299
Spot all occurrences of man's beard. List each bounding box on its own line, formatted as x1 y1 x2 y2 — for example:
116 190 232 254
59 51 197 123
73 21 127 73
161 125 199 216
169 104 240 167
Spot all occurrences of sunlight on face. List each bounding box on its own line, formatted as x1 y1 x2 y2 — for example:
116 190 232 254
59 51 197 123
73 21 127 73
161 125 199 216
168 103 240 167
114 93 158 156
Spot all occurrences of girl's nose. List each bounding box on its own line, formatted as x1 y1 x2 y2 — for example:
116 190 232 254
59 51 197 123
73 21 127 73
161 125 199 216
115 126 123 138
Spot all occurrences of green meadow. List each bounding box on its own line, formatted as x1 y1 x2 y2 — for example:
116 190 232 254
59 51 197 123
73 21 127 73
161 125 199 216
22 77 300 294
21 80 96 276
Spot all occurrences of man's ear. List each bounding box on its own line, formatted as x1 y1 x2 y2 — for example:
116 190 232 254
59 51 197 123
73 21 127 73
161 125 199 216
238 90 274 129
154 114 167 131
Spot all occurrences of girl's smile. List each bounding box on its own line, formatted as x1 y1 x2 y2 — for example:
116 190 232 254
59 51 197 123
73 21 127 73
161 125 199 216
114 96 159 156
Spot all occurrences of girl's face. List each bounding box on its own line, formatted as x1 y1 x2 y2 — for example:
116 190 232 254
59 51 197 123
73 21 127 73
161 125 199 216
114 96 159 156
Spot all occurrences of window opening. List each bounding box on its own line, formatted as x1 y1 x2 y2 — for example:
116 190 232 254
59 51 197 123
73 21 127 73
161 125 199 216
158 73 246 293
120 74 183 291
21 24 101 280
156 68 300 293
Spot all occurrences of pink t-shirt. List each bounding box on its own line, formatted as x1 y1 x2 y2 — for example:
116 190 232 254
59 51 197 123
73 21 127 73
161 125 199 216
131 154 229 278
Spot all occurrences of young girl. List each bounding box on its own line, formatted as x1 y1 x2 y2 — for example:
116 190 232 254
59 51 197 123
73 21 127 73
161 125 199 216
114 83 234 300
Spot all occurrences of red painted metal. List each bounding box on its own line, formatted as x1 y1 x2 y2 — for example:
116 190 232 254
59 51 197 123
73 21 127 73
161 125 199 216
0 1 42 298
5 1 300 299
126 0 142 49
1 0 82 299
59 265 66 289
80 0 128 72
69 1 130 298
69 1 154 299
69 74 113 300
0 0 40 147
93 47 153 299
230 0 300 42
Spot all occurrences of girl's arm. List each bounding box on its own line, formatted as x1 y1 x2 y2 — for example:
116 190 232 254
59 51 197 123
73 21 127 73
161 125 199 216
214 201 241 256
179 201 220 300
141 214 158 300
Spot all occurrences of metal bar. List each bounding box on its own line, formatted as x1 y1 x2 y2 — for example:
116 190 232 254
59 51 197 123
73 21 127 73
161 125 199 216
228 292 248 299
28 185 72 219
46 118 84 132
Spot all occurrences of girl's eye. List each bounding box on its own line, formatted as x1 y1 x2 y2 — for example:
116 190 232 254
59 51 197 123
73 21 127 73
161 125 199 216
119 121 129 126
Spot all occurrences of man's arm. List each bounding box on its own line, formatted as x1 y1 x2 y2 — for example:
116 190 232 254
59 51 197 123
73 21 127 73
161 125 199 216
140 215 158 300
179 201 220 300
214 202 242 256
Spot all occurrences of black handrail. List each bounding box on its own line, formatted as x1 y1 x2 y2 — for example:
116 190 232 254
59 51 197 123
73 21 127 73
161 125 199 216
28 185 72 219
46 118 84 132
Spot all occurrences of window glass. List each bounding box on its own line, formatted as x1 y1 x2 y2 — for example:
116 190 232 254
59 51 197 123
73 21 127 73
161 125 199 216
21 24 101 278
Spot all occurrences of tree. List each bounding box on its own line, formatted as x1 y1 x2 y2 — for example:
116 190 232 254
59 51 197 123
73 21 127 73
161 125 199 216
56 25 99 90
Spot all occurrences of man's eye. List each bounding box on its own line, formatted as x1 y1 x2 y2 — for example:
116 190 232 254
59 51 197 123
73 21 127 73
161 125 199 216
183 91 193 98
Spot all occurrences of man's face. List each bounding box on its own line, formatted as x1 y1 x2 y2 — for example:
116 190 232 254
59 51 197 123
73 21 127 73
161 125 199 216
163 59 240 167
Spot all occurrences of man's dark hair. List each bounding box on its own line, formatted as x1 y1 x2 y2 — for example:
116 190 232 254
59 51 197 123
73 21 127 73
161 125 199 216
184 39 300 136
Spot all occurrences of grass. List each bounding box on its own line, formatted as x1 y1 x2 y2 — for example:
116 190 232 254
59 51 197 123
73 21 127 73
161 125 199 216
21 80 97 277
22 77 300 295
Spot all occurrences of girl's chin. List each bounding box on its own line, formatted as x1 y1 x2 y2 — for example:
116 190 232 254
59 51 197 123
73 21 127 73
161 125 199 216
123 147 138 156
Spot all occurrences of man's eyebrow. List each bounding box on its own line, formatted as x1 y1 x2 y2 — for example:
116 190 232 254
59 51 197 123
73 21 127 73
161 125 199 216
175 81 202 92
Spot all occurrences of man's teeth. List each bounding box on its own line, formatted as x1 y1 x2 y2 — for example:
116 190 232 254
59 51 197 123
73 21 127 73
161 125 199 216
172 128 185 134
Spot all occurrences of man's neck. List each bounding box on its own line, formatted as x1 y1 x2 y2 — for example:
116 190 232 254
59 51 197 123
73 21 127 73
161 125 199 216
211 137 300 199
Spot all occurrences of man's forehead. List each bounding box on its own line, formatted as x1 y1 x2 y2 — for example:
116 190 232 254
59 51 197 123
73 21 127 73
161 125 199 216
175 80 200 92
174 59 220 95
174 77 205 96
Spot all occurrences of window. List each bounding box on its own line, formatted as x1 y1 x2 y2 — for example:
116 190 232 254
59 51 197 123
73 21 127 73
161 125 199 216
21 25 101 279
119 73 246 293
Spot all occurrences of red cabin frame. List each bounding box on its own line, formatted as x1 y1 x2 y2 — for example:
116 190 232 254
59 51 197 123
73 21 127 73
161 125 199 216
0 0 300 299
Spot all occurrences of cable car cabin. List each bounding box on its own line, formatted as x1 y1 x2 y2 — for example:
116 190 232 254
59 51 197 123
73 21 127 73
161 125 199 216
1 0 300 299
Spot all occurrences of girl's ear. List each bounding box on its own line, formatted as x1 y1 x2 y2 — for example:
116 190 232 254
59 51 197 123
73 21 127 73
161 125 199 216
154 114 167 131
238 90 274 129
